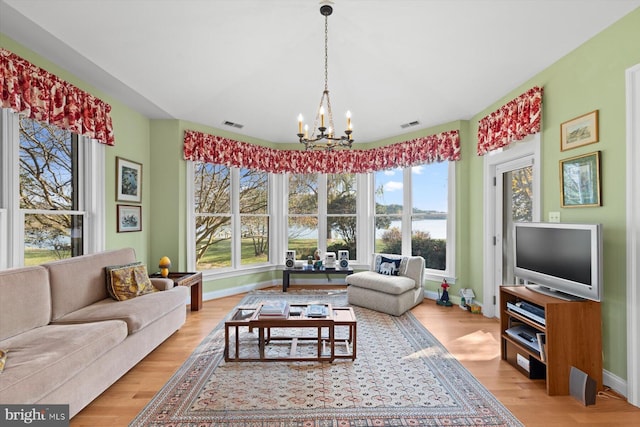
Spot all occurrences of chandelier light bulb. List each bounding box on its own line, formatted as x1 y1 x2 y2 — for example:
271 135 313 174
297 114 304 134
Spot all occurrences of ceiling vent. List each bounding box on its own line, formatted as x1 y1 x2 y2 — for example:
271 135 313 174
400 120 420 129
223 120 244 129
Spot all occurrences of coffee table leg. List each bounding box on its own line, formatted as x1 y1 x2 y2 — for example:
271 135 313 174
258 327 265 359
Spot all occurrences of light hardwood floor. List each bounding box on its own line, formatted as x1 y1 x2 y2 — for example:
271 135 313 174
70 285 640 426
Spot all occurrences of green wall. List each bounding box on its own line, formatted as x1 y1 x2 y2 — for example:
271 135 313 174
466 8 640 379
2 6 639 382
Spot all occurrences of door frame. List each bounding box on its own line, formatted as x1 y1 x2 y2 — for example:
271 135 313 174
625 63 640 407
482 135 541 318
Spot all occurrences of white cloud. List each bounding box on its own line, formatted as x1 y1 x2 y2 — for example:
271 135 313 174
412 165 424 175
384 169 396 176
384 181 403 192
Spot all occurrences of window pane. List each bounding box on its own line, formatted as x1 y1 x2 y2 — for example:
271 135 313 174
412 163 448 270
374 168 403 255
241 216 269 265
194 163 230 214
24 213 82 265
195 217 231 270
19 118 74 210
328 173 356 214
289 174 317 214
240 168 268 214
327 215 356 259
374 168 403 213
375 217 401 254
288 216 318 260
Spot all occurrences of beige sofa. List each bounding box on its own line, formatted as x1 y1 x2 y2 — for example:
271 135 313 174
0 248 189 418
346 253 425 316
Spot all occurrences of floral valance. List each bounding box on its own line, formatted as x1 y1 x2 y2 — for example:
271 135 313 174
183 129 460 174
0 48 114 146
477 86 543 155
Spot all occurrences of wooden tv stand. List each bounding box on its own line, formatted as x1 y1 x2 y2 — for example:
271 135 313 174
500 286 602 396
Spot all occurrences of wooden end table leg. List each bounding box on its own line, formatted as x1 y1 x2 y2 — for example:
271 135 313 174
190 280 203 311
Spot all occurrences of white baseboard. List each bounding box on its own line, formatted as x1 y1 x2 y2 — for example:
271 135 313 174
603 369 627 398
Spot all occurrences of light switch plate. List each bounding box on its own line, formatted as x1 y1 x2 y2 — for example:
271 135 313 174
549 212 561 223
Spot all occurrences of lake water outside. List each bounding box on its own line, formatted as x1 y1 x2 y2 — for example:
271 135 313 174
290 219 447 240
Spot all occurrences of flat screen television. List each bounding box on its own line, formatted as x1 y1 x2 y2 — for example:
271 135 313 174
513 222 602 302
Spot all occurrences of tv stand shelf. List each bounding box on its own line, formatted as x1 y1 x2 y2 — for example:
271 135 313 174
500 286 602 396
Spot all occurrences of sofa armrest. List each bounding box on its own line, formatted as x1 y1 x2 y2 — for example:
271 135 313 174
150 278 174 291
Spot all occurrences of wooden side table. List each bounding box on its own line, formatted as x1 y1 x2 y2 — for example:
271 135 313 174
150 271 203 311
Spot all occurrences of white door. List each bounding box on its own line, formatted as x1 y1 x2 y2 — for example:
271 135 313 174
483 135 541 318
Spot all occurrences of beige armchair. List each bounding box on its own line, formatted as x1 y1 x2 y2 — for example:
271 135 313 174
345 253 425 316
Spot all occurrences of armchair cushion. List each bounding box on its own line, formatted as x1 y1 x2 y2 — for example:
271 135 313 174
344 271 415 295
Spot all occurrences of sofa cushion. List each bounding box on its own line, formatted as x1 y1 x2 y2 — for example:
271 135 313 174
51 286 189 334
346 271 415 295
0 266 51 341
44 248 138 321
0 321 128 404
106 263 158 301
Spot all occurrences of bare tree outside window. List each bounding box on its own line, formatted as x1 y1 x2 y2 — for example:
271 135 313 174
19 117 83 265
193 164 270 269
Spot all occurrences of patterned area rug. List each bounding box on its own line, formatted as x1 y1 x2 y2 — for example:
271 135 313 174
130 291 522 426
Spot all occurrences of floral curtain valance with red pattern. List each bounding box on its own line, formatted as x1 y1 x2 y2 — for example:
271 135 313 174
184 129 460 174
0 48 115 146
477 86 543 155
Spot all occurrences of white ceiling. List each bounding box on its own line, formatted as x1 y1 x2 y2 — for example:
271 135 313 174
1 0 639 144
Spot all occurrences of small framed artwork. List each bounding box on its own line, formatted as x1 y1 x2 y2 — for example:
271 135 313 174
560 151 601 208
560 110 599 151
116 157 142 203
117 204 142 232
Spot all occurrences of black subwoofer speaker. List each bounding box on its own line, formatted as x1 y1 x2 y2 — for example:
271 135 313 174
569 366 597 406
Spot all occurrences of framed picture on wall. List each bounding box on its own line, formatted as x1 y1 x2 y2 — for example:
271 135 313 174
117 204 142 232
560 151 601 208
560 110 599 151
116 157 142 203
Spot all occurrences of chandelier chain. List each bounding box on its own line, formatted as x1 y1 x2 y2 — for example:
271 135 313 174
296 3 353 150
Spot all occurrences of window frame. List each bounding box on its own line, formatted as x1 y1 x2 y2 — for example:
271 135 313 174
187 162 273 275
372 162 456 282
0 109 105 267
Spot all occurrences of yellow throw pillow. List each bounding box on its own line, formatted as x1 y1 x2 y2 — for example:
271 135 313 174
106 263 158 301
0 349 7 373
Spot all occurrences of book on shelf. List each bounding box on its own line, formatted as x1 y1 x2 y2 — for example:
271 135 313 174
258 301 290 319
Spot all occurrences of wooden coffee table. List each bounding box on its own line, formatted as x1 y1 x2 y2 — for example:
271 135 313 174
224 303 357 362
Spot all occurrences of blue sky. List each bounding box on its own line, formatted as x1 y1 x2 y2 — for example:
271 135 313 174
374 162 448 212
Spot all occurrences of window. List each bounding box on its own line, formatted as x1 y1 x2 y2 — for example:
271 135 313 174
187 157 453 279
192 163 270 271
287 173 319 260
326 173 357 259
0 110 105 267
287 173 357 261
374 162 454 276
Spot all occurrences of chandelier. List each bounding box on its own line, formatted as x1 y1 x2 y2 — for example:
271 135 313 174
297 1 353 150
